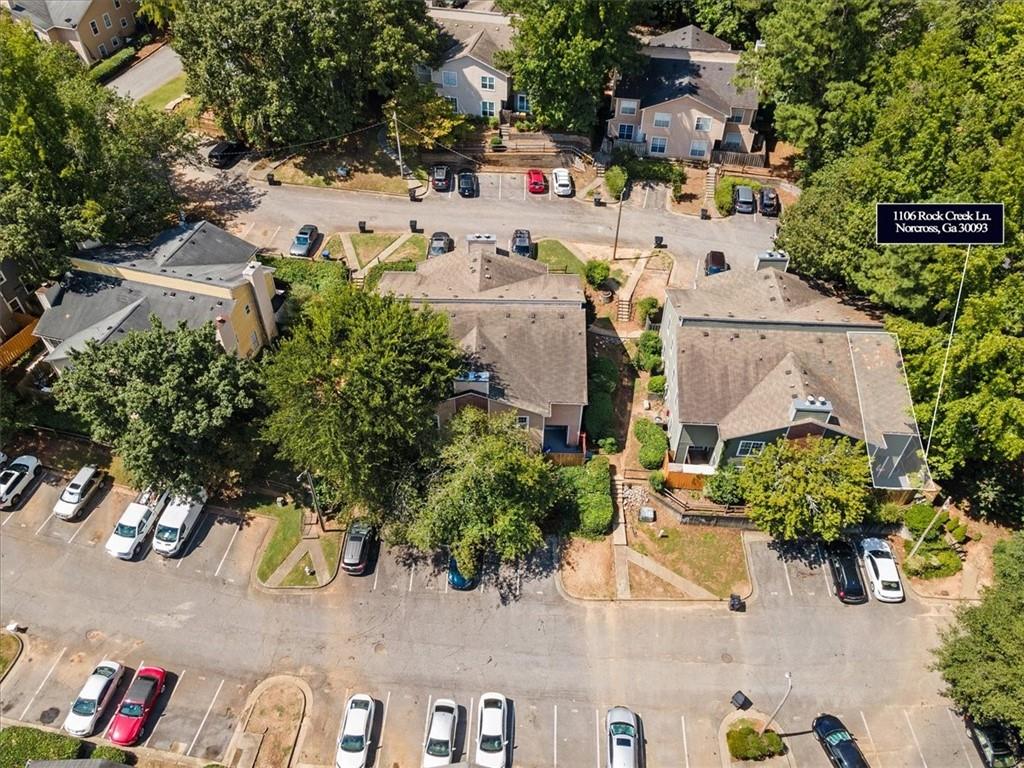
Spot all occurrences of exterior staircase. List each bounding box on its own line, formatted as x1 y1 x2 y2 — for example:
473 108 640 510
616 296 632 322
702 164 719 212
351 275 365 289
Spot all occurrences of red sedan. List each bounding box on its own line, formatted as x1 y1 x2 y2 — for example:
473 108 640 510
527 168 546 194
106 666 166 746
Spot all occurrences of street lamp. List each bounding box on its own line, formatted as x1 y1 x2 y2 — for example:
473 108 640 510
296 470 325 533
611 171 628 261
759 672 793 736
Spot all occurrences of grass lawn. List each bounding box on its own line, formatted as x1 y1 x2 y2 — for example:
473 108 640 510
631 523 749 598
351 233 400 267
537 240 585 275
0 632 21 678
320 234 346 263
262 133 412 195
139 73 187 110
279 552 318 588
320 531 343 575
386 234 427 263
238 495 304 584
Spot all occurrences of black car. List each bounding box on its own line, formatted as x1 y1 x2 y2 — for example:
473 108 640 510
703 250 729 275
207 140 247 169
430 164 453 192
967 718 1020 768
759 187 781 216
510 229 533 258
733 184 756 214
812 714 871 768
826 540 868 604
428 231 454 258
341 520 375 575
457 169 478 198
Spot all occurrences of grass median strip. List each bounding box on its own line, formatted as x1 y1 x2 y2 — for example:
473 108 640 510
537 240 584 275
280 552 318 587
386 233 427 263
237 496 304 584
351 232 400 267
139 73 187 110
0 632 21 678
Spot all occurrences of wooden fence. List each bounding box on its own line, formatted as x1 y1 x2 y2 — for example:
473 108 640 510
0 316 40 370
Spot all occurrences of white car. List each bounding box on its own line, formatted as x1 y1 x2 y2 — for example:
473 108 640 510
0 455 41 509
53 465 104 520
63 660 123 737
861 538 904 602
335 693 375 768
422 698 458 767
104 489 169 560
552 167 573 197
475 692 509 768
606 706 640 768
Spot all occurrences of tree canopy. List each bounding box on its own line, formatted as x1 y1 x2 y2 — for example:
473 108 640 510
54 319 261 495
738 437 871 541
262 283 462 513
0 13 193 285
500 0 639 134
173 0 438 148
408 407 557 577
934 533 1024 732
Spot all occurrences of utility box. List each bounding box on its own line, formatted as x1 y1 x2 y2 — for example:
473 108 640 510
639 506 655 523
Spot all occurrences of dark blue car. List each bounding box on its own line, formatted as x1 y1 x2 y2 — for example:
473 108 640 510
812 714 871 768
447 556 480 590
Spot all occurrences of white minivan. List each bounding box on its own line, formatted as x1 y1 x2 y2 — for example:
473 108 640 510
152 490 208 557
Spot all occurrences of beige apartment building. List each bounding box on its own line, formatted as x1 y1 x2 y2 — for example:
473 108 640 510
3 0 140 64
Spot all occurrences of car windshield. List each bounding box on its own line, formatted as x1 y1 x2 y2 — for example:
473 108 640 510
340 734 365 752
114 523 137 538
96 665 117 678
119 701 144 717
480 733 503 752
610 722 636 737
155 525 179 543
426 738 450 757
825 729 852 746
295 234 309 245
870 549 891 559
881 580 901 590
433 168 446 179
72 697 97 716
61 485 82 503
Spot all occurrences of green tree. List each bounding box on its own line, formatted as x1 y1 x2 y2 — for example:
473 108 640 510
501 0 639 133
262 283 462 513
54 319 261 495
173 0 437 148
409 408 557 577
584 259 610 287
739 437 871 541
934 533 1024 732
703 462 745 506
0 14 193 284
138 0 179 27
385 82 471 151
604 166 627 199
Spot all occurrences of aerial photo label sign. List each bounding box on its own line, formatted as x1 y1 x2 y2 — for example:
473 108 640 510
876 203 1004 245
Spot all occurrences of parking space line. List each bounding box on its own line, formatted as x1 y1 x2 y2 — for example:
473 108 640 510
498 175 502 200
681 715 690 768
946 708 975 768
782 560 794 596
186 678 224 756
422 694 433 750
379 691 391 752
213 524 240 577
34 509 56 536
467 697 474 758
264 226 281 249
146 668 186 748
594 708 601 768
241 221 256 239
67 519 89 543
18 646 67 720
859 711 882 767
372 563 380 591
1 511 14 527
903 709 929 768
408 564 416 592
553 705 557 767
643 185 650 208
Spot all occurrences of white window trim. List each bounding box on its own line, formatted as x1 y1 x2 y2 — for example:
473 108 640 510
619 100 638 116
120 17 128 28
480 100 495 117
722 133 743 149
653 112 671 128
618 123 634 140
444 96 459 113
516 416 530 429
649 137 668 155
694 116 712 132
688 139 708 158
480 75 495 91
736 440 765 457
728 108 745 123
6 296 25 314
441 70 457 87
516 93 529 112
111 36 119 48
90 19 99 35
98 43 108 57
103 13 112 28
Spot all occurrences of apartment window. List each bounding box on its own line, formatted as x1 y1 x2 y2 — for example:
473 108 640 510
688 139 708 158
736 440 765 457
653 112 671 128
480 75 495 91
434 414 441 430
113 0 120 7
728 108 745 123
7 297 25 314
722 132 743 149
111 36 119 48
618 123 634 140
103 13 112 28
441 70 457 87
120 17 128 29
0 270 6 286
444 96 459 113
480 100 495 117
619 100 638 116
516 416 530 429
90 19 99 35
244 304 251 315
694 116 712 132
249 330 259 350
516 93 530 112
649 137 668 155
98 43 108 56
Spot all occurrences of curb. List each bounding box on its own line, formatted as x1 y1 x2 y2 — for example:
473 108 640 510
249 513 341 594
718 708 789 768
225 675 311 768
0 630 25 685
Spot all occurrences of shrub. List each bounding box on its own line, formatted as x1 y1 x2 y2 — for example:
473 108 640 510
364 258 417 290
90 744 130 763
636 331 663 372
88 46 137 82
0 726 81 768
876 501 906 525
704 463 745 506
647 375 666 395
904 503 947 540
597 436 619 454
610 149 685 184
726 725 785 761
636 296 659 326
584 389 614 440
904 545 962 579
649 470 665 492
604 165 627 199
490 135 504 147
584 259 610 287
634 418 668 470
952 524 970 544
589 356 618 394
561 457 614 537
672 179 684 202
944 516 960 533
714 175 762 216
488 116 500 128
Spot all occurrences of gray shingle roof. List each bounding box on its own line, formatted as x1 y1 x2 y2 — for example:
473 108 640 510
615 50 758 113
645 25 732 52
7 0 91 30
431 10 512 70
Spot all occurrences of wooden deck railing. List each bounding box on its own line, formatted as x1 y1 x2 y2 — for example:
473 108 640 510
0 316 40 370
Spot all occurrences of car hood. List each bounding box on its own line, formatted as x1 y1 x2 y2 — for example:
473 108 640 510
62 710 96 736
335 747 367 768
53 498 80 518
107 713 143 744
475 746 506 768
105 533 134 556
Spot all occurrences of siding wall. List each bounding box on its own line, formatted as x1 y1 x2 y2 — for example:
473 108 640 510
432 57 509 116
548 403 584 446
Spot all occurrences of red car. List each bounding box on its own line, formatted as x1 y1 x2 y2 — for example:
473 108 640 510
106 666 166 745
527 169 546 194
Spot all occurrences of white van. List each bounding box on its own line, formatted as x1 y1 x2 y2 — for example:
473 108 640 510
152 490 208 557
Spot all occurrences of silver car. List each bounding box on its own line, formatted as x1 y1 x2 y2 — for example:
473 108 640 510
289 224 319 258
62 660 123 737
53 465 104 520
606 706 640 768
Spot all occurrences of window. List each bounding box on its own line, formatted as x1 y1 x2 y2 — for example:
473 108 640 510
441 70 457 87
250 330 259 350
688 139 708 158
619 100 638 116
516 416 530 429
694 116 712 132
480 101 495 117
722 132 743 149
736 440 765 457
618 123 635 140
244 304 251 315
7 297 25 314
98 43 108 56
653 112 671 128
90 19 99 35
111 36 119 48
516 93 530 112
103 13 112 28
728 108 745 123
649 137 668 155
480 75 495 91
120 17 128 28
444 96 459 112
113 0 120 7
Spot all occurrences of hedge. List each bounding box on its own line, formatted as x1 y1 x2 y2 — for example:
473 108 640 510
584 259 610 287
584 388 614 441
364 258 417 290
634 418 668 470
610 148 685 184
726 725 785 761
90 744 130 763
636 331 663 372
649 470 665 492
560 456 614 537
589 356 618 394
604 166 627 199
647 375 666 395
904 503 946 540
636 296 659 326
714 175 762 216
88 46 137 82
0 726 81 768
703 463 745 506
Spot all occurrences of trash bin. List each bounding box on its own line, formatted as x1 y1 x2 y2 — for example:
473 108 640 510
409 220 417 233
266 172 276 185
700 207 710 220
731 691 752 710
321 250 330 261
654 235 664 248
594 194 602 207
408 189 418 202
729 593 746 612
357 220 367 233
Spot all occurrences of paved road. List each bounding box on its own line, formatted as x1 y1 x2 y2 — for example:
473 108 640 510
0 478 975 768
108 45 183 100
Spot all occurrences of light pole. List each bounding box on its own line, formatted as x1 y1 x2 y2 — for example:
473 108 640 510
297 470 325 533
759 672 792 736
611 172 628 261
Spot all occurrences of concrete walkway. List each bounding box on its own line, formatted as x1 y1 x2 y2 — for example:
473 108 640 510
265 538 332 588
354 232 414 277
624 548 719 599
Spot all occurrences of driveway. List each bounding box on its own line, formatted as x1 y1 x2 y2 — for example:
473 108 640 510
107 45 183 100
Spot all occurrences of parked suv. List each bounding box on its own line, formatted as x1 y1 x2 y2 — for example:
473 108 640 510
208 140 247 168
428 232 454 258
53 465 104 520
152 491 208 557
758 187 781 216
967 718 1020 768
0 455 41 510
703 250 729 276
510 229 533 258
825 540 868 604
733 185 756 214
430 165 452 192
341 520 375 575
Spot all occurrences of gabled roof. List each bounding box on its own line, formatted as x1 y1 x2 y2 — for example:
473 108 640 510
615 49 757 113
431 9 512 71
646 24 732 52
6 0 92 31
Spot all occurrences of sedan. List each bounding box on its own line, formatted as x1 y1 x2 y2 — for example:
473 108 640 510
208 140 247 168
860 537 904 602
53 465 104 520
428 232 454 258
448 556 479 591
552 167 573 197
812 714 871 768
0 455 41 510
475 693 509 768
422 698 458 767
289 225 320 258
63 660 123 737
341 520 374 575
606 706 640 768
826 539 868 604
510 229 533 258
430 164 453 192
966 718 1019 768
335 693 375 768
527 168 546 194
458 169 478 198
107 666 166 746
